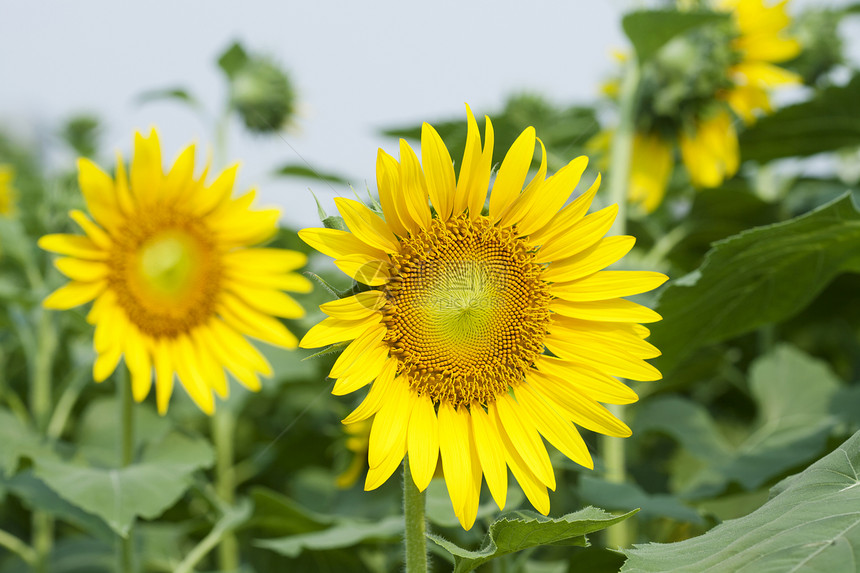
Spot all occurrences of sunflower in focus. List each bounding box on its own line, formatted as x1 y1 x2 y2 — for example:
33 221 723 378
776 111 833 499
40 130 310 414
300 107 667 529
0 165 18 217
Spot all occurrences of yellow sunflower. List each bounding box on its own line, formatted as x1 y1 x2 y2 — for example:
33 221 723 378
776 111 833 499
40 129 310 414
0 165 18 217
629 133 674 213
679 109 740 188
721 0 801 124
299 108 667 529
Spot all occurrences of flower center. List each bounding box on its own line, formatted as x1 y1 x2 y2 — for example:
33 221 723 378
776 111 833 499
108 208 222 337
384 214 551 408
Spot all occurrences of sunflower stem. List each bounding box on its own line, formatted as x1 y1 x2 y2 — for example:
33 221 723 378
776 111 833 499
117 370 136 573
31 306 57 573
603 54 641 550
403 458 428 573
212 408 240 571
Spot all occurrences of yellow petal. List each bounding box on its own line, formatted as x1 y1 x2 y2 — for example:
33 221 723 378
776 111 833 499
407 392 440 492
398 140 432 229
551 271 668 302
527 174 600 245
43 281 106 309
223 249 307 273
300 314 383 348
335 197 400 253
470 404 508 510
130 129 163 205
334 255 392 286
153 339 174 415
69 210 112 250
376 149 411 236
438 402 473 526
76 158 121 231
298 228 387 260
230 283 305 319
550 298 662 323
171 334 215 415
488 127 536 221
542 236 636 283
125 327 153 403
535 356 639 405
342 358 398 424
330 323 387 378
38 234 107 260
515 384 593 469
54 257 109 282
421 123 456 221
217 293 298 348
367 376 412 470
544 331 662 382
331 345 389 396
527 370 631 438
164 144 200 205
533 204 617 263
495 393 555 489
320 291 386 320
503 156 588 236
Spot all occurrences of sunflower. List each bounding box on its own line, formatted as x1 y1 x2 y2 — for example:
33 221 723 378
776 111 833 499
0 165 18 217
299 108 667 529
40 129 310 414
721 0 801 124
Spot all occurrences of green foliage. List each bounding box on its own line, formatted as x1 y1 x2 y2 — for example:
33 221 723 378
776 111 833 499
740 73 860 162
650 193 860 375
33 432 213 536
621 429 860 572
621 10 729 63
274 163 350 185
429 508 637 573
636 345 841 498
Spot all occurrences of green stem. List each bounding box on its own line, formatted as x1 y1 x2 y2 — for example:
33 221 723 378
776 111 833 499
174 518 232 573
117 372 135 573
0 528 37 566
31 307 57 573
212 409 239 571
403 458 428 573
602 55 641 550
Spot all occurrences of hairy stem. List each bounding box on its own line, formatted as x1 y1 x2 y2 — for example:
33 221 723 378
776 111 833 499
403 458 428 573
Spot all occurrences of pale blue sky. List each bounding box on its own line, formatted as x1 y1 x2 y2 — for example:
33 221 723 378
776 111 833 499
1 0 855 227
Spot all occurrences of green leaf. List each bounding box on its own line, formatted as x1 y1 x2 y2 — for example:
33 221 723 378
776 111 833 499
740 73 860 162
33 432 214 536
249 486 333 535
136 87 200 109
254 515 403 558
0 407 49 474
1 471 115 542
621 429 860 572
217 41 249 79
650 193 860 374
274 163 350 185
428 507 637 573
578 476 702 524
636 345 841 497
74 397 172 466
621 10 729 63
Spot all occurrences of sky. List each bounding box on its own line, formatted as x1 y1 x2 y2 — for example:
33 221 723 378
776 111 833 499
1 0 856 227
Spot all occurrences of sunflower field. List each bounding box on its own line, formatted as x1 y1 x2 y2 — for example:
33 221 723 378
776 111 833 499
2 1 860 572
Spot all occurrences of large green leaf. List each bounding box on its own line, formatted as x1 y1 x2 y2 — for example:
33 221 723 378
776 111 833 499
0 407 47 474
621 429 860 572
254 515 403 558
740 73 860 162
428 507 637 573
636 345 841 498
33 432 213 536
621 10 729 63
650 193 860 374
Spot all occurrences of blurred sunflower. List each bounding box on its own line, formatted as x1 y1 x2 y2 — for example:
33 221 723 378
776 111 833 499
620 0 800 211
40 129 310 414
0 165 18 217
300 108 666 529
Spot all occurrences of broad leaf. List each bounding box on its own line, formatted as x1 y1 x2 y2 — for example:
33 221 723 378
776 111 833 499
136 87 200 109
428 507 637 573
622 10 728 63
33 432 214 536
255 515 403 558
740 73 860 162
578 476 702 524
217 41 249 79
250 486 333 535
621 429 860 572
636 345 841 498
650 193 860 374
0 407 47 474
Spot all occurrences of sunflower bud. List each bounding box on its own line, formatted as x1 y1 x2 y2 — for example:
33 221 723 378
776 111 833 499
231 56 296 133
790 8 843 85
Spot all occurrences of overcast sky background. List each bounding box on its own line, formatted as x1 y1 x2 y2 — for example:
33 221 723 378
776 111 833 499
1 1 856 228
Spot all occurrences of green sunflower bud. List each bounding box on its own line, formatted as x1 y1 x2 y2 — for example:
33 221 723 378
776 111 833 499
231 56 296 133
790 8 843 86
